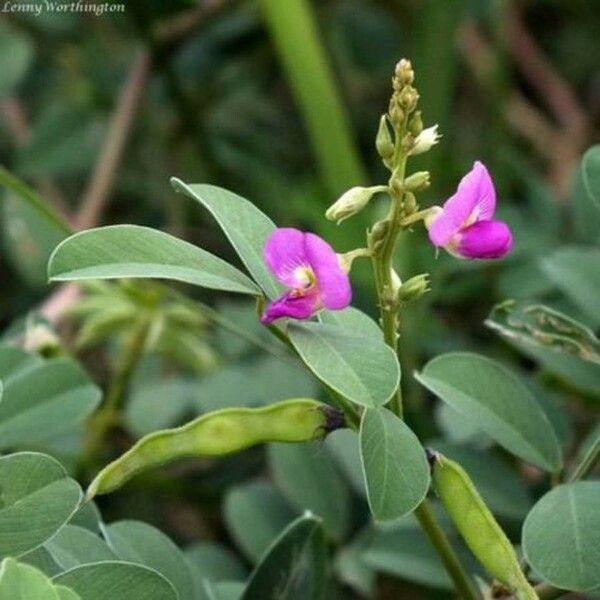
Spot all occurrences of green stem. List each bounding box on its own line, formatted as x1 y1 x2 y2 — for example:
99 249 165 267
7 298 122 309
570 432 600 482
370 156 478 600
372 162 407 417
414 502 480 600
85 315 152 460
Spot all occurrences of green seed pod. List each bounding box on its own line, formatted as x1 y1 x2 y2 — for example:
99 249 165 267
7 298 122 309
430 451 538 600
88 399 344 499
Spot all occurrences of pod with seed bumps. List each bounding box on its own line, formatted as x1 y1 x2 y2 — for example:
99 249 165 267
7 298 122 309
429 450 538 600
87 399 345 499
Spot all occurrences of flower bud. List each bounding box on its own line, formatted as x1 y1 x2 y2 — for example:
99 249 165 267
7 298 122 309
403 191 418 214
368 219 390 252
404 171 431 192
326 186 383 224
397 274 430 302
389 99 404 129
375 115 394 160
410 125 441 156
424 205 443 229
399 86 419 112
409 111 423 137
395 58 414 86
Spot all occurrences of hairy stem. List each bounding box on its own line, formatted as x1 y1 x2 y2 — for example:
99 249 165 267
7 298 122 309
85 316 152 460
372 156 407 416
371 153 478 600
414 502 480 600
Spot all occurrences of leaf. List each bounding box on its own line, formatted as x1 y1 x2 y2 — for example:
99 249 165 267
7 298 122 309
359 408 430 521
0 558 64 600
325 429 366 497
55 586 82 600
53 562 177 600
1 190 68 288
0 453 82 558
45 526 116 571
363 526 452 590
333 529 375 598
269 442 350 541
0 358 101 449
125 379 198 437
48 225 260 296
522 482 600 591
0 167 71 288
19 547 62 577
582 144 600 209
184 542 246 599
204 581 245 600
68 503 102 534
319 307 382 339
16 105 105 179
103 520 195 600
288 321 400 408
415 353 562 471
486 301 600 365
191 356 318 412
241 514 326 600
224 482 297 563
0 22 33 98
541 247 600 326
574 162 600 244
0 345 42 381
171 180 280 298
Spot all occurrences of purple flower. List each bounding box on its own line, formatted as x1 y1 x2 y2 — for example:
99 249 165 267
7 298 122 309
261 228 352 325
426 161 513 260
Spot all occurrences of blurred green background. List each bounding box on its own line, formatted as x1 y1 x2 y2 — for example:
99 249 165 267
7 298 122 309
1 1 599 598
3 0 599 408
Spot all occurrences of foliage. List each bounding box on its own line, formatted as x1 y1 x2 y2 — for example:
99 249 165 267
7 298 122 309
1 1 599 599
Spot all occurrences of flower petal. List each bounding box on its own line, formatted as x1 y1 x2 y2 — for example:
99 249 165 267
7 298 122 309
428 161 496 247
304 233 352 310
263 228 310 287
469 161 496 221
455 220 513 260
260 290 321 324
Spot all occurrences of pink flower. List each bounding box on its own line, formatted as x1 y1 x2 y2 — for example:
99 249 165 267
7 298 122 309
426 161 513 260
261 228 352 325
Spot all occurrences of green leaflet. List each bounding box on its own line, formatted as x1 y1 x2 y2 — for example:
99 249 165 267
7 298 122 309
359 408 430 521
522 482 600 592
88 399 344 498
48 225 260 296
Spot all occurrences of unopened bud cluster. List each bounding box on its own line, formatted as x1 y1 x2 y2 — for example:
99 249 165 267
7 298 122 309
323 58 438 307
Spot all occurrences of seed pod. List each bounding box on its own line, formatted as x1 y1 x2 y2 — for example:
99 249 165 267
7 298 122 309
430 451 538 600
87 399 345 499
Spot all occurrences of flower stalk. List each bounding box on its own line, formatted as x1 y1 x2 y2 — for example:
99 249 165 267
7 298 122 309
368 59 480 600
